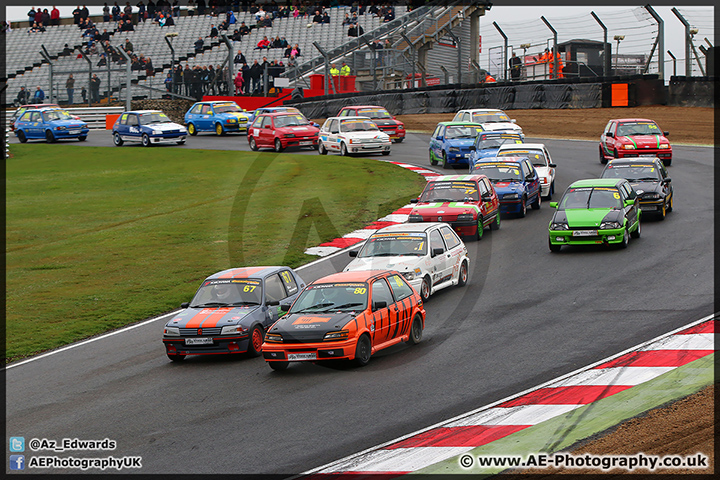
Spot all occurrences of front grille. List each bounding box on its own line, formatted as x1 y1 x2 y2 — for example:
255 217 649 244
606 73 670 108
179 327 222 336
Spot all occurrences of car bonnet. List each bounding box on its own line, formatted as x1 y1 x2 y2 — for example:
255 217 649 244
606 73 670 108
166 304 260 329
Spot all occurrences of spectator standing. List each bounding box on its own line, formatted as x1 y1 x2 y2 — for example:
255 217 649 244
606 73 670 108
234 71 244 95
90 74 101 102
341 62 350 76
27 7 36 27
147 0 156 18
124 2 133 18
165 72 173 92
112 2 121 20
249 59 262 93
33 85 45 103
242 62 250 94
197 0 206 16
66 74 75 104
172 0 180 17
103 3 111 21
81 86 87 103
80 5 89 21
40 9 51 27
187 0 196 17
509 52 522 80
51 6 60 26
183 65 192 96
137 1 146 21
72 6 81 24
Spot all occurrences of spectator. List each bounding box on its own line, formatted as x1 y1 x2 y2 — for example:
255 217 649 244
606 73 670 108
72 6 82 24
99 28 110 42
342 13 351 26
27 7 36 27
241 62 250 94
330 63 339 76
157 13 166 27
383 9 395 23
322 11 331 24
231 29 241 41
227 10 236 25
81 86 87 103
278 36 288 49
62 43 73 55
51 6 60 26
187 0 196 16
16 86 29 106
103 3 111 22
97 53 107 66
172 0 180 17
234 71 244 95
312 10 322 23
112 2 121 20
255 35 270 50
197 0 205 16
271 35 282 48
194 37 204 52
145 57 154 76
238 22 250 36
125 38 134 52
164 14 174 27
509 52 522 80
80 5 89 20
147 0 156 18
348 23 363 37
341 61 350 76
233 49 246 65
33 85 45 103
208 24 218 38
284 44 292 58
165 72 173 92
292 43 301 57
39 9 50 27
66 74 75 104
137 1 146 22
124 2 132 18
249 59 262 93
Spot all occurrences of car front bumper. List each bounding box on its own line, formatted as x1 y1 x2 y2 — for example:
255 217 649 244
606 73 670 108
53 128 90 139
262 338 357 363
163 335 251 356
150 134 186 144
616 149 672 161
446 151 472 165
347 142 391 154
499 198 524 214
549 227 625 246
281 137 318 148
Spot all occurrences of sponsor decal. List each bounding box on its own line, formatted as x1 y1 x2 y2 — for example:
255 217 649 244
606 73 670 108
292 316 332 325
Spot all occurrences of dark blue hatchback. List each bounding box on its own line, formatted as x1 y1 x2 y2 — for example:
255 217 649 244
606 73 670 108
471 156 542 217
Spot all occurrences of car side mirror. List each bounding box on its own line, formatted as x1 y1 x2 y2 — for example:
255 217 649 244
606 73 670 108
410 198 418 203
606 132 614 137
549 202 558 209
180 302 190 308
664 177 672 183
624 199 634 207
349 250 358 257
511 119 517 123
481 193 492 201
267 299 280 306
432 247 444 257
526 174 535 181
372 300 387 311
280 303 291 312
469 145 476 151
663 131 669 136
549 163 557 168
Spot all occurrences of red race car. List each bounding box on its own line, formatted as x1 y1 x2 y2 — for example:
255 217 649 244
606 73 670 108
336 105 406 143
600 118 672 166
247 112 320 152
408 174 501 240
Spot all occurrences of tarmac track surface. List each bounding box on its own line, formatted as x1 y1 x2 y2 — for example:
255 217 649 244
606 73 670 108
5 131 713 474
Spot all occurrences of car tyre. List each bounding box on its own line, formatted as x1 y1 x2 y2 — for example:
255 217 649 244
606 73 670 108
269 360 289 371
381 150 390 156
667 195 673 213
187 123 197 136
352 334 372 367
247 325 264 357
457 260 468 287
599 146 608 164
613 148 619 159
318 141 327 155
78 135 87 141
215 123 225 136
340 142 349 156
619 227 629 249
249 137 258 151
407 316 423 345
490 212 501 230
167 353 186 362
475 217 484 241
663 158 672 166
420 276 431 303
17 130 27 143
141 133 151 147
518 196 527 218
659 202 666 220
176 139 185 145
549 238 561 253
394 137 404 143
429 150 438 166
442 151 450 169
630 219 641 239
45 130 55 143
532 192 541 210
274 138 284 152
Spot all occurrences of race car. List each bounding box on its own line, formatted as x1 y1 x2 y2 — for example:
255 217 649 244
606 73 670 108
261 270 426 370
247 111 320 152
10 103 80 131
452 108 524 139
318 116 392 156
471 156 542 217
408 175 501 241
245 106 319 128
344 222 470 302
428 122 484 168
336 105 406 142
162 266 306 361
497 143 557 199
600 157 673 220
599 118 672 166
468 131 524 169
548 178 641 252
14 107 89 143
184 101 250 136
112 110 187 146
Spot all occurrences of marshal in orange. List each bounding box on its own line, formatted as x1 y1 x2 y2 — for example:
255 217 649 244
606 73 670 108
262 271 426 370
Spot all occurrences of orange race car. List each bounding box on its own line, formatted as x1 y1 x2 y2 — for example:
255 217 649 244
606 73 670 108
262 270 426 370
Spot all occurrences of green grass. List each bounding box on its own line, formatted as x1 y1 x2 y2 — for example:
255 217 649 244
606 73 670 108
6 144 426 362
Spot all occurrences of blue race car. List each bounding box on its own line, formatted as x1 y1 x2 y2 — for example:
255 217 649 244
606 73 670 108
428 121 484 168
468 131 524 170
471 156 542 217
14 107 89 143
246 106 319 128
184 101 251 136
112 110 187 147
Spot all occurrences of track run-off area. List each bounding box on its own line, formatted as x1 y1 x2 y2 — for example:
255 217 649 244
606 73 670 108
5 127 714 475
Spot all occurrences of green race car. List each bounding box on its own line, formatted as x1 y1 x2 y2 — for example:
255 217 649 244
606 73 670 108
548 178 641 252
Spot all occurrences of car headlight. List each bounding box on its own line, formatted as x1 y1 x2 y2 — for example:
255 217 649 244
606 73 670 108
540 177 548 184
623 144 636 150
600 221 622 229
55 126 67 131
226 118 237 123
397 124 405 130
642 193 661 200
238 117 247 122
457 213 474 221
152 130 162 135
402 271 416 281
284 133 296 138
408 214 424 222
164 326 180 336
323 330 349 341
221 325 248 335
504 193 519 199
449 147 460 152
659 144 670 149
550 223 569 230
264 333 283 343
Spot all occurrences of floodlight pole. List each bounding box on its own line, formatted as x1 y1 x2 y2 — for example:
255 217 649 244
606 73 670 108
492 22 508 81
40 45 54 103
541 16 558 80
591 11 610 77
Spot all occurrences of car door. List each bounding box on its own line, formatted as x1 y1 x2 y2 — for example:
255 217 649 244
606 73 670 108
620 182 639 227
523 159 541 201
601 120 617 154
16 111 33 137
186 103 202 126
278 269 303 307
428 228 451 286
263 273 290 327
258 116 274 146
327 118 340 152
198 104 212 130
657 161 672 203
369 277 396 343
429 125 442 160
125 113 141 141
439 225 465 280
386 273 415 337
543 146 556 183
481 177 500 218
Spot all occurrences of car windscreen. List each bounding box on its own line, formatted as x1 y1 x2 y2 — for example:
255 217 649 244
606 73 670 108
359 233 427 257
214 104 243 113
445 125 482 139
190 279 262 307
274 114 310 127
42 110 74 122
472 163 523 182
616 121 662 136
475 133 522 150
559 187 623 210
471 112 511 123
419 180 479 202
139 112 172 124
340 119 378 132
358 108 391 119
602 164 661 182
499 149 546 167
289 282 368 313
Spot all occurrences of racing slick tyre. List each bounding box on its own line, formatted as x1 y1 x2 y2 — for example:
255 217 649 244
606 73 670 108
381 151 390 156
249 137 258 151
113 132 124 146
518 196 527 218
141 133 151 147
318 142 328 155
352 334 372 367
187 123 197 136
457 260 468 287
619 227 630 249
269 360 289 371
176 140 185 145
613 148 619 159
549 238 561 253
475 217 484 241
274 138 284 152
17 130 27 143
667 195 673 213
442 152 450 169
663 158 671 166
45 130 56 143
531 192 541 210
167 353 186 362
631 219 641 239
340 142 349 156
215 123 225 136
429 151 438 166
408 315 423 345
394 138 404 143
599 146 608 164
78 136 87 141
490 212 501 230
419 276 431 303
247 325 264 357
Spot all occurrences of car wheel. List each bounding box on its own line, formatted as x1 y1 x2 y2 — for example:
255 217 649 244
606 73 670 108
599 146 608 164
658 202 666 220
340 142 349 156
381 150 390 156
167 353 186 362
407 315 423 345
141 133 151 147
274 138 284 152
475 217 484 241
187 123 197 136
550 181 555 197
663 158 672 166
352 334 372 367
532 192 541 210
215 123 225 136
667 195 673 213
247 325 264 357
490 212 501 230
78 136 87 141
442 151 450 169
17 130 27 143
549 238 561 253
429 150 438 166
318 141 327 155
269 360 289 371
619 227 629 249
249 137 258 151
176 139 185 145
518 196 527 218
45 130 55 143
457 260 468 287
420 276 431 302
394 137 404 143
613 148 619 159
113 132 123 146
631 219 641 239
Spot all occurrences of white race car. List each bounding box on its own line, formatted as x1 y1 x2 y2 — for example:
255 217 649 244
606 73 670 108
344 222 469 302
496 143 557 199
318 116 392 156
452 108 524 139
